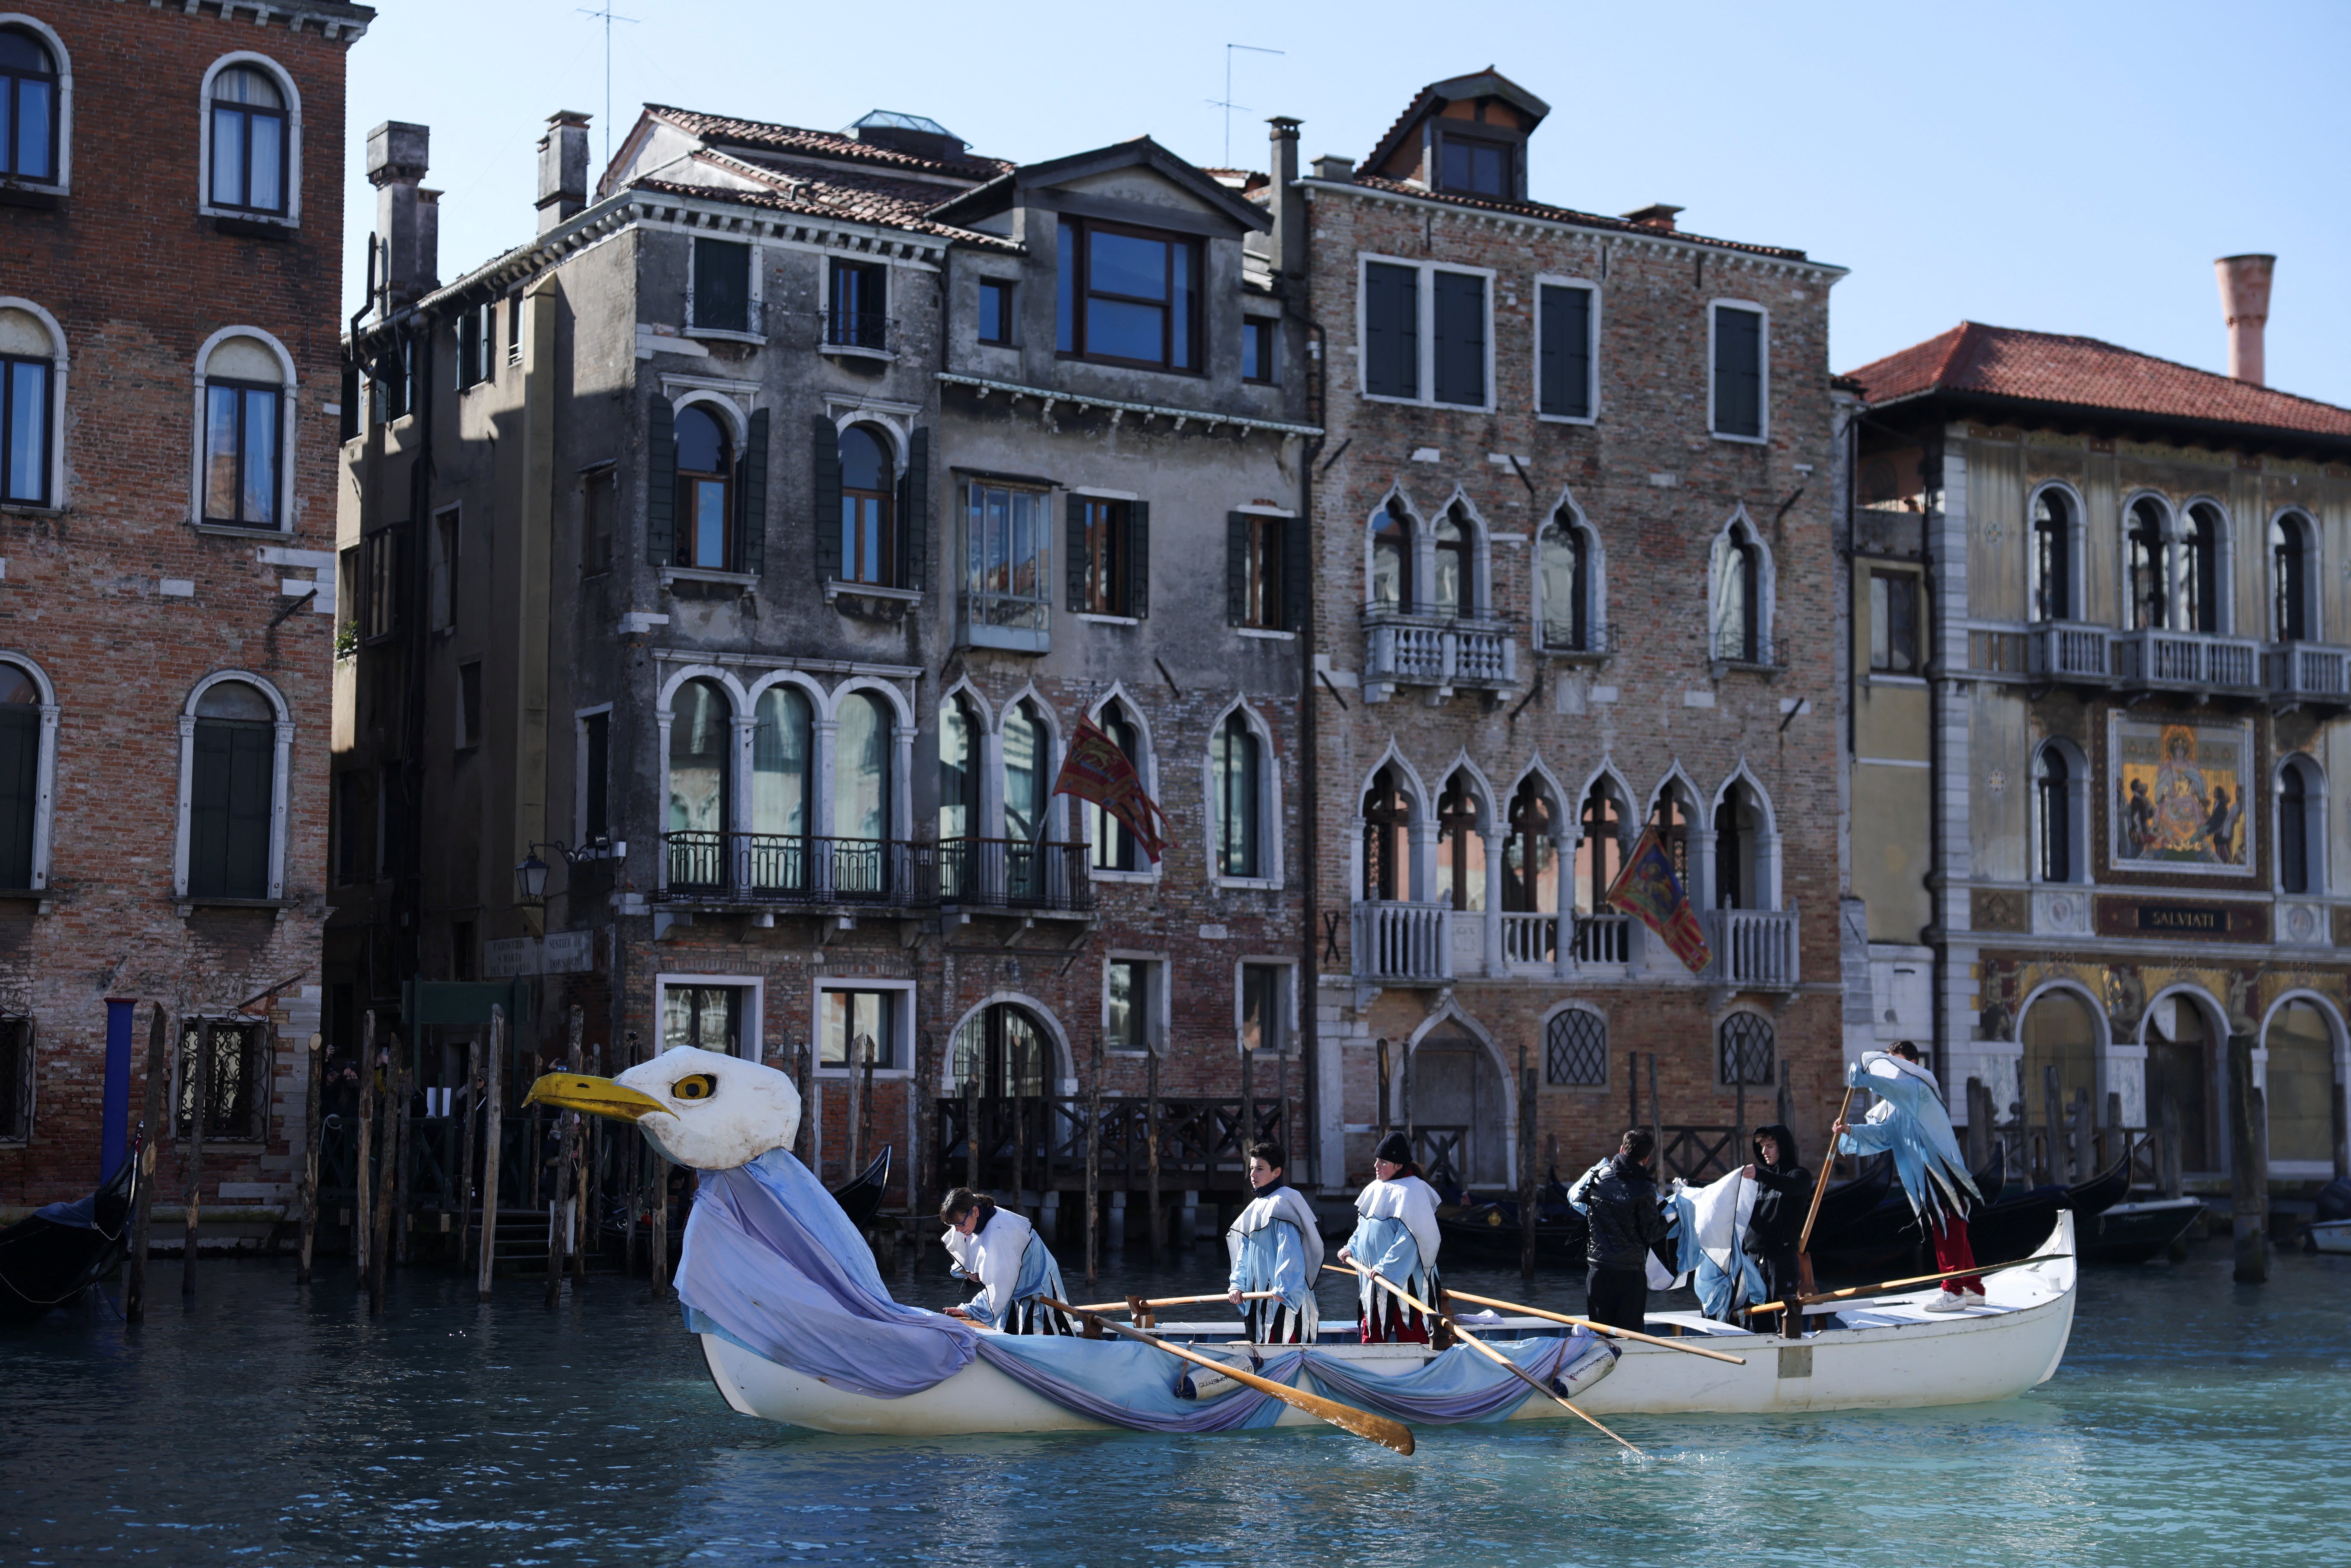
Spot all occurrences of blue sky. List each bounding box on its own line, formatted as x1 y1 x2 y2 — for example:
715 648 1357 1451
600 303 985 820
345 0 2351 403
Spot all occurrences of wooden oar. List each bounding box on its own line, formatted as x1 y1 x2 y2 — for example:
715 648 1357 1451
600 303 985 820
1063 1289 1282 1315
1797 1079 1858 1256
1038 1297 1414 1456
1439 1288 1747 1366
1739 1253 2073 1317
1331 1264 1644 1457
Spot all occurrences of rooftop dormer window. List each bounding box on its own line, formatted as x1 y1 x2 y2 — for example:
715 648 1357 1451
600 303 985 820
1438 134 1511 197
1056 217 1199 373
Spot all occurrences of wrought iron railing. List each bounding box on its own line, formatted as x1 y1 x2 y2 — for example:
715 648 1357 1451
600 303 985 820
657 832 926 906
936 837 1093 914
934 1092 1292 1195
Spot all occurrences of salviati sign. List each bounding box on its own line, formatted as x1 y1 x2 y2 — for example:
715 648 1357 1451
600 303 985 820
483 929 598 977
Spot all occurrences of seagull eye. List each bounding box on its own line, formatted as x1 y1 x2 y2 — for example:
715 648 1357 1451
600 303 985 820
671 1073 718 1102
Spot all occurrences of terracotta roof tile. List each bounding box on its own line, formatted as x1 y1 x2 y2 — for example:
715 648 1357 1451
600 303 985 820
1342 174 1812 262
632 174 1015 249
1844 322 2351 441
645 104 1011 180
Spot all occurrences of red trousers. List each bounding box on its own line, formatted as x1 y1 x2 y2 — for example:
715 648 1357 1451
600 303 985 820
1932 1210 1983 1294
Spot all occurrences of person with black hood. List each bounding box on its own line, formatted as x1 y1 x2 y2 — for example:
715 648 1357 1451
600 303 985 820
1567 1128 1672 1332
1742 1123 1814 1339
1338 1132 1443 1342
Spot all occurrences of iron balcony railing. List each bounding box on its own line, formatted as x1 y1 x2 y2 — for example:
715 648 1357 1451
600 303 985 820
657 832 926 907
820 310 896 353
936 837 1093 915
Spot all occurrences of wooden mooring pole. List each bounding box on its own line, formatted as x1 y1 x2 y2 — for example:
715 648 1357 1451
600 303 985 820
296 1031 323 1285
124 1003 166 1323
458 1035 481 1270
1518 1044 1536 1285
1085 1034 1102 1285
183 1019 209 1297
370 1047 403 1315
1146 1049 1161 1261
354 1011 376 1284
2229 1034 2269 1283
476 1006 504 1303
548 1006 581 1307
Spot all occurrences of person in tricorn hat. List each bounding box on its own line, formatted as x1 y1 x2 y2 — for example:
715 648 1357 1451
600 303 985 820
1742 1123 1815 1339
1336 1131 1443 1343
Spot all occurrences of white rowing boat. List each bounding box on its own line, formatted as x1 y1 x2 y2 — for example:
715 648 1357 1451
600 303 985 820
2309 1218 2351 1255
694 1213 2077 1435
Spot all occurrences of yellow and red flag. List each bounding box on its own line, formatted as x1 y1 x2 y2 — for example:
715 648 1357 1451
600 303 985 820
1051 717 1171 863
1603 825 1712 974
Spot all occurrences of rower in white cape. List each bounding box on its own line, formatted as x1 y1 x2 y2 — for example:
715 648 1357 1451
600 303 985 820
1225 1140 1323 1344
940 1186 1072 1335
1337 1131 1443 1344
1834 1043 1986 1312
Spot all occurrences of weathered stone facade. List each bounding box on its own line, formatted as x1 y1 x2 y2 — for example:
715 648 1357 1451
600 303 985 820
0 0 367 1211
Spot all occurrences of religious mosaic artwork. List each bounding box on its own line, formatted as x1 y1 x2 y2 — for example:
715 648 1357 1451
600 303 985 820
2107 714 2255 876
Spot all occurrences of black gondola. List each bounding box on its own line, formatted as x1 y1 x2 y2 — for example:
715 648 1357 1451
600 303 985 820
0 1136 142 1324
2062 1152 2130 1219
2078 1197 2204 1264
1811 1145 2004 1267
833 1146 892 1230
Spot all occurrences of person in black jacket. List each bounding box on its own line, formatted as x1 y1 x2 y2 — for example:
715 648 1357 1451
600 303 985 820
1567 1128 1672 1331
1742 1123 1814 1339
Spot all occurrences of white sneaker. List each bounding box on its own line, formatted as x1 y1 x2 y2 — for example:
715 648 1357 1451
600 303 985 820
1923 1289 1969 1313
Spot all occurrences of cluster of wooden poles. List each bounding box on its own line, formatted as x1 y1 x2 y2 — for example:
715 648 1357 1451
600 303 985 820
118 999 686 1319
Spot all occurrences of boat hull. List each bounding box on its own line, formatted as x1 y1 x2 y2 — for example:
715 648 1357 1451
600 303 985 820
695 1215 2078 1436
2079 1197 2203 1264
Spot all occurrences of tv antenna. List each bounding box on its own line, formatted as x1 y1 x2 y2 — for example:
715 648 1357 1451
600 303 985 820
1208 42 1284 167
576 4 639 169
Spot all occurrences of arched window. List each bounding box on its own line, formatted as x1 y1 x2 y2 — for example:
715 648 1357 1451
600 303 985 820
674 405 734 570
208 64 286 215
2279 755 2323 897
666 678 731 887
750 686 811 891
1370 503 1411 611
2021 989 2101 1143
1538 516 1592 651
2272 512 2314 642
0 28 58 183
2030 488 2073 622
1362 766 1410 902
838 423 894 586
2127 498 2167 631
937 692 981 899
1574 784 1622 917
1089 702 1143 872
951 1002 1052 1098
1435 772 1484 911
0 304 57 507
1713 783 1765 911
2182 503 2221 634
833 691 891 844
187 680 275 899
2264 1000 2337 1165
200 333 286 528
1718 1012 1774 1086
1433 506 1474 616
2141 992 2210 1172
1002 699 1047 844
2036 744 2072 883
1650 787 1693 887
1503 779 1556 914
1709 519 1762 662
0 663 41 890
1213 710 1261 879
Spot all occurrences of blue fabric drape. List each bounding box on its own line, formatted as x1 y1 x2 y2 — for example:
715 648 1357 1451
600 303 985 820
1304 1332 1614 1424
1837 1057 1981 1225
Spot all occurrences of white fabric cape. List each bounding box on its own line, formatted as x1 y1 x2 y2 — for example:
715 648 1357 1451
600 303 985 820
1354 1174 1441 1271
941 1208 1036 1324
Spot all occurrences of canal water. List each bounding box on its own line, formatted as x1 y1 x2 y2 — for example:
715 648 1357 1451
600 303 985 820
4 1242 2346 1567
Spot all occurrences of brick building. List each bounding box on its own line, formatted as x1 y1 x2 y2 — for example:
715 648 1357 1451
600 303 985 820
1279 72 1851 1189
1845 283 2351 1193
332 99 1312 1239
0 0 368 1211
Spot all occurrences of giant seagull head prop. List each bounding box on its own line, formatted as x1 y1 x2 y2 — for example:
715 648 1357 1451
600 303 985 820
524 1046 802 1171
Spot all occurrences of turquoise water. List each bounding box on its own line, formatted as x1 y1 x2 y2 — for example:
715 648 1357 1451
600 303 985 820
3 1242 2347 1567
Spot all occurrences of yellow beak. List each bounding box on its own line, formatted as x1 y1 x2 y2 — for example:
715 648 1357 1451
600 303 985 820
523 1072 668 1122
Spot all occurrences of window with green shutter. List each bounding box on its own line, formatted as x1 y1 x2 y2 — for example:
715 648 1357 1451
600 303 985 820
1712 304 1764 438
1432 271 1486 407
1538 283 1593 419
1363 261 1417 398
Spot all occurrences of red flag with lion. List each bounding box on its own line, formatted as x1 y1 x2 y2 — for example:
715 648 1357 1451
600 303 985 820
1050 717 1171 863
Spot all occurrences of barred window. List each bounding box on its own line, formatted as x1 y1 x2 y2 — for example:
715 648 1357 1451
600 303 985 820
1545 1008 1606 1087
177 1018 270 1141
0 1014 29 1140
1718 1013 1775 1086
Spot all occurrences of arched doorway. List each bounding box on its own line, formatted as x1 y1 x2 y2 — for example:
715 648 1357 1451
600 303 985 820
951 1002 1055 1099
2144 993 2214 1173
2019 987 2101 1124
2264 999 2338 1167
1409 1028 1506 1191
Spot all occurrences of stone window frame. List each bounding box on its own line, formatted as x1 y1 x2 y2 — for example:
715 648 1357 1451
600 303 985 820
1101 949 1170 1057
809 976 914 1079
0 649 59 893
196 51 303 230
1705 503 1777 668
1202 695 1282 890
1533 489 1606 654
172 669 295 906
0 295 67 511
1354 251 1496 412
2269 504 2322 643
1082 684 1161 885
1232 956 1298 1060
2027 479 2088 625
654 970 766 1062
189 325 298 536
2274 751 2327 898
2032 737 2093 888
1531 272 1600 425
1706 298 1769 444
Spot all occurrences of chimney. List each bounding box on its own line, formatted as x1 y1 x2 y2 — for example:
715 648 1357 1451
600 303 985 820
1621 203 1682 233
1268 116 1304 282
367 121 436 309
538 110 592 235
1311 154 1354 183
2214 253 2276 385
